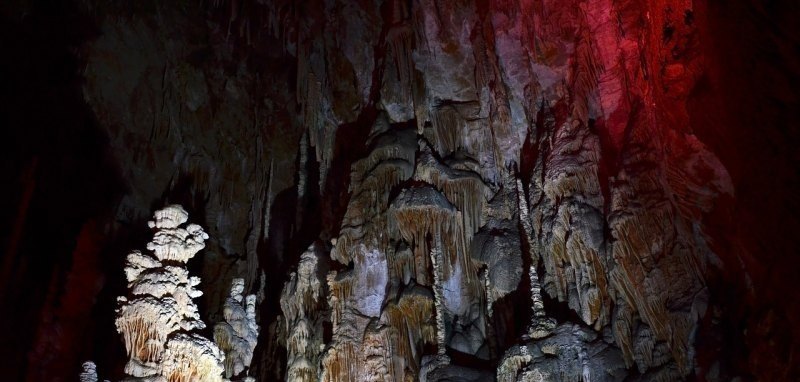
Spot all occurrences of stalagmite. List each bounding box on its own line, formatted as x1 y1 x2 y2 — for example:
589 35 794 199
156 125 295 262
161 333 227 382
516 179 556 339
281 244 326 382
115 205 226 381
496 345 532 382
79 361 99 382
429 237 446 355
528 265 555 340
214 278 260 378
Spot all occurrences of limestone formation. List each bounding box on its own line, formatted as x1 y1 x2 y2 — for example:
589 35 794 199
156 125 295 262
214 278 260 379
18 0 783 380
497 324 628 382
115 205 226 381
79 361 99 382
94 0 735 378
269 0 733 377
161 334 227 382
281 244 326 382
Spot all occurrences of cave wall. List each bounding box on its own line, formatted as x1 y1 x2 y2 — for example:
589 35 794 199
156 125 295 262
0 0 798 381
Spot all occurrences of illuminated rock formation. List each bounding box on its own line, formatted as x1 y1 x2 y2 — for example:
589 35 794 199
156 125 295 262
214 278 259 379
281 244 327 382
161 333 227 382
115 205 226 381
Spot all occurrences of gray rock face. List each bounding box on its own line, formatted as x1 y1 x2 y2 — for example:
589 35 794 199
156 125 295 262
498 324 629 382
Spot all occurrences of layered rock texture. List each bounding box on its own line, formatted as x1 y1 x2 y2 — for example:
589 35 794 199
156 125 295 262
1 0 799 381
115 205 226 381
215 278 260 380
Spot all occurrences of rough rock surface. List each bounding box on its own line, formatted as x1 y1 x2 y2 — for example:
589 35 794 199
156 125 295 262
115 205 225 381
80 361 102 382
280 243 327 382
2 0 798 381
264 0 735 379
214 278 260 379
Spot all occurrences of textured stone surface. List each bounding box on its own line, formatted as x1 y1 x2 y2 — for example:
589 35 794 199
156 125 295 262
115 205 225 381
280 244 327 382
265 0 743 379
2 0 798 381
214 278 259 379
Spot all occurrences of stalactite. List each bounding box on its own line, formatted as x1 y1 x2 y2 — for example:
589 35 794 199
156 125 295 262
332 127 417 267
531 118 612 332
296 131 310 234
300 68 337 191
569 26 604 123
325 270 354 333
379 287 437 380
389 193 469 283
609 206 690 371
386 24 414 107
470 181 525 316
413 144 493 243
47 0 756 379
430 105 462 155
304 75 323 158
262 158 275 240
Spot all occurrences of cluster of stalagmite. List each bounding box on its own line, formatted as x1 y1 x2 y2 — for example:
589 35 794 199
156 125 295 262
115 205 226 381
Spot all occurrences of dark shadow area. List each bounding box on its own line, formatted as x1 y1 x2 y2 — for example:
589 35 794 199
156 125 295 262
0 1 126 379
689 0 800 379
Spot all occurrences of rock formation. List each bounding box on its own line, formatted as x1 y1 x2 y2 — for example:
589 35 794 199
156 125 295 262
3 0 798 381
79 361 101 382
115 205 226 381
280 244 327 382
266 0 737 379
214 278 260 379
